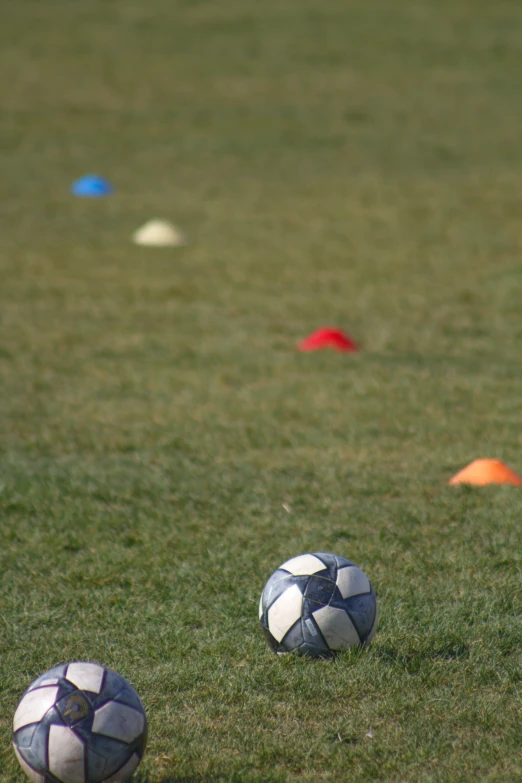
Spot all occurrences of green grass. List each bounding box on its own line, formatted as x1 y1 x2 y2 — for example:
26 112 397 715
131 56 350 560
1 1 521 781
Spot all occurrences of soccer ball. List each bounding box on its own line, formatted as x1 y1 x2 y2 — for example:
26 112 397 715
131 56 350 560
259 552 377 658
12 662 147 783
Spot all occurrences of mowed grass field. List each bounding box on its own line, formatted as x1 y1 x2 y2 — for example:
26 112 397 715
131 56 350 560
1 1 521 781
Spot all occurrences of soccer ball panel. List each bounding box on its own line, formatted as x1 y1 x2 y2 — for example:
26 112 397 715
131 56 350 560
364 602 379 647
12 723 39 750
336 566 371 599
279 618 305 651
87 738 136 782
26 666 67 693
303 575 336 606
65 663 105 695
13 687 60 732
12 746 44 783
48 725 85 783
302 617 319 640
267 583 303 642
301 615 331 653
312 605 361 650
16 719 55 777
298 641 331 658
311 552 340 571
92 701 145 744
111 685 146 714
279 554 327 576
86 746 111 782
343 592 378 641
333 554 354 569
56 692 93 727
104 753 140 783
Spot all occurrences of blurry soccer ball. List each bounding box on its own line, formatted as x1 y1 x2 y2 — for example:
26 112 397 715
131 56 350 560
12 662 147 783
259 552 377 658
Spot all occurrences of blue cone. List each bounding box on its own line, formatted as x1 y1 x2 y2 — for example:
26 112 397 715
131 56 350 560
71 174 114 197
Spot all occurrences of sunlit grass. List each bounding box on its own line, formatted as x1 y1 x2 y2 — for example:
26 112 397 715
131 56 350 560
1 1 521 781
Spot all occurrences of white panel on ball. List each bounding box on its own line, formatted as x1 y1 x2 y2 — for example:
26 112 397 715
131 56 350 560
336 566 370 599
104 753 140 783
34 678 60 688
279 554 327 576
48 725 85 783
65 663 104 694
312 605 360 650
267 584 303 642
13 687 60 732
92 702 145 743
12 747 45 783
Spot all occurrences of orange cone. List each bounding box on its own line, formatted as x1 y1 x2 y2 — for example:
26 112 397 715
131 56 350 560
449 459 522 487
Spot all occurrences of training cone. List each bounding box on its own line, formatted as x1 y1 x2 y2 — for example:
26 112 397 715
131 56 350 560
132 219 187 247
71 175 114 197
449 459 522 487
299 327 359 353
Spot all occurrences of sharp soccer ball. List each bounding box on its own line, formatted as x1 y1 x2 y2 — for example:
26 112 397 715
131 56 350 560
12 662 147 783
259 552 378 658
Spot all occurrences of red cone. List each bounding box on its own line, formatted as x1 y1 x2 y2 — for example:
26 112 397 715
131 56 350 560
298 328 359 353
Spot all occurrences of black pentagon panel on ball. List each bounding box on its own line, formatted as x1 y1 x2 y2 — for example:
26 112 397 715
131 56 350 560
300 614 331 655
15 718 51 777
303 575 337 606
86 747 111 783
111 683 147 713
342 591 378 644
87 736 136 781
56 691 93 726
12 723 38 751
298 640 334 659
278 617 306 652
96 667 127 703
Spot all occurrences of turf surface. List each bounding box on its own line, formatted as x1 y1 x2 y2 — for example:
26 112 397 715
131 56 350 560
1 1 521 781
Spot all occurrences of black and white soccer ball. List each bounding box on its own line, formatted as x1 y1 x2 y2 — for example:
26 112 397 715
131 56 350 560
259 552 378 658
12 662 147 783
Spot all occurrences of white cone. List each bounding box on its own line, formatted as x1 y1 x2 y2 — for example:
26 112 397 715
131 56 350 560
132 219 187 247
